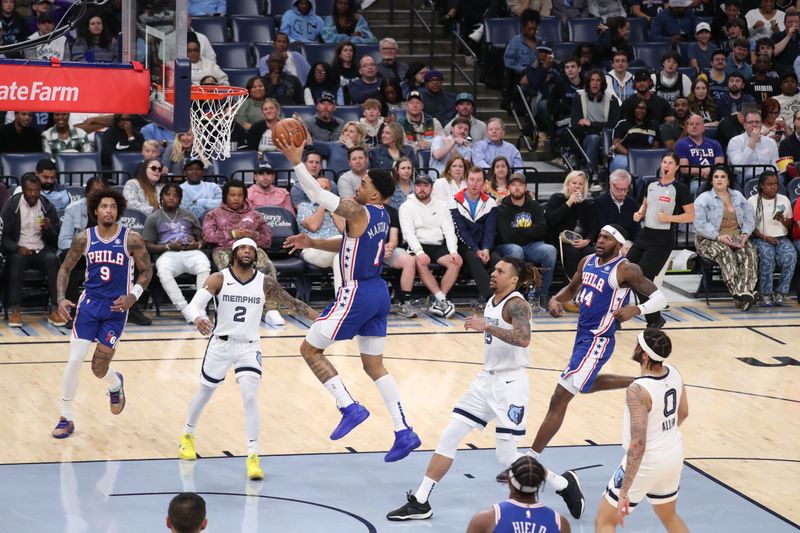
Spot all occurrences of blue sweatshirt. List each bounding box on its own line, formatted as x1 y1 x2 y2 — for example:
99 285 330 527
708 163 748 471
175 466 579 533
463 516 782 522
280 0 324 43
180 181 222 220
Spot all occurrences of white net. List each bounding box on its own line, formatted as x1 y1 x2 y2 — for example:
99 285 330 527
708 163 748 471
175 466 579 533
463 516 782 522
189 86 248 161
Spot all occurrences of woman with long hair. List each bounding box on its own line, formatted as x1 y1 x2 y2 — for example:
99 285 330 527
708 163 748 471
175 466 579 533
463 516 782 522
379 77 405 116
167 132 196 175
687 77 719 126
485 156 511 201
747 169 796 305
597 16 633 63
432 154 467 203
304 62 344 105
369 122 414 169
401 62 429 98
760 97 787 144
389 156 415 209
545 170 596 279
124 157 164 215
236 76 267 130
331 40 358 84
245 98 281 153
321 0 378 44
694 164 758 309
609 100 661 173
629 153 695 326
71 13 118 62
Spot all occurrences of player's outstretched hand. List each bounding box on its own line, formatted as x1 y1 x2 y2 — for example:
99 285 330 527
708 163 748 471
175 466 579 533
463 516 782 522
616 493 631 526
195 316 213 336
272 131 304 165
283 233 313 254
548 298 563 318
612 305 640 323
57 298 75 323
112 294 137 313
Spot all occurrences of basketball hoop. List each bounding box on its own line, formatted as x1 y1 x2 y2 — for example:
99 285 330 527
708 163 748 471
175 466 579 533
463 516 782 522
188 85 248 161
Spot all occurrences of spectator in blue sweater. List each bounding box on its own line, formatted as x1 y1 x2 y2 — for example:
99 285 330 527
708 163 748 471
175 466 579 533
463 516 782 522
321 0 377 44
188 0 225 16
648 0 697 44
347 55 382 104
179 159 222 220
280 0 324 44
502 9 540 109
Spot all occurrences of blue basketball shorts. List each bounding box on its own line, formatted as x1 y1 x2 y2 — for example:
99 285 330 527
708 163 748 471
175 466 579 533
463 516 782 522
73 295 128 349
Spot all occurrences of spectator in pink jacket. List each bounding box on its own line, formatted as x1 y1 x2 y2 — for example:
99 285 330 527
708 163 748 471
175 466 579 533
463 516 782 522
247 163 295 214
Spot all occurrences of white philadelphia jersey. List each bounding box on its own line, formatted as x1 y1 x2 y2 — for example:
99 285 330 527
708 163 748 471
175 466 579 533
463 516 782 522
213 268 265 342
483 291 530 371
623 365 684 457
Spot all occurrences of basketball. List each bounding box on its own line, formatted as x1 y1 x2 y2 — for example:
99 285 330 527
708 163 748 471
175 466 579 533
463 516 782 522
273 118 307 148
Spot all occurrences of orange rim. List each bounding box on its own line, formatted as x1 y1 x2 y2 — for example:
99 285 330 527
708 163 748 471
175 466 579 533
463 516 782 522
190 85 248 100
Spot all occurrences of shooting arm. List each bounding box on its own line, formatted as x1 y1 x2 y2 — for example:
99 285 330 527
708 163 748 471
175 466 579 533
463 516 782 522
263 275 318 320
56 231 87 301
620 384 649 494
291 161 341 213
483 297 531 348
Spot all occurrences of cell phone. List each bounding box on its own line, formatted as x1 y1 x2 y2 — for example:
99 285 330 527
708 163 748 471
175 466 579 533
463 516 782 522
774 205 785 219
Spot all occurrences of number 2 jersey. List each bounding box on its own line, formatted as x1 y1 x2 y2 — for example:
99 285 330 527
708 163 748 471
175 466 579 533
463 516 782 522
83 225 133 301
623 365 684 457
577 254 631 337
213 267 265 342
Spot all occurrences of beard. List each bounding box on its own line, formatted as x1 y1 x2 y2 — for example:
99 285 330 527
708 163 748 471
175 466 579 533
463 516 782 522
632 349 644 364
234 255 255 269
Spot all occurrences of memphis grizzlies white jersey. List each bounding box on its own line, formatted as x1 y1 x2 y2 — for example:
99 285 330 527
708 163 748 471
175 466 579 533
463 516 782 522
623 365 684 457
213 267 265 342
483 291 530 371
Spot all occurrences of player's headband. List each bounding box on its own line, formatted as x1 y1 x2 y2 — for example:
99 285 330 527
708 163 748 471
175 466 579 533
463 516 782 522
601 225 626 244
638 331 666 361
232 237 258 252
509 471 538 494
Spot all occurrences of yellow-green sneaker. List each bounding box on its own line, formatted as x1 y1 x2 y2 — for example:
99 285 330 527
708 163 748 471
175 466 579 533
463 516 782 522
246 453 264 480
178 433 197 460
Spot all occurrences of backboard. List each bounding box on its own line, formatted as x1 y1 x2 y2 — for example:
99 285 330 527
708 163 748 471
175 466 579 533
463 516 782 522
122 0 191 132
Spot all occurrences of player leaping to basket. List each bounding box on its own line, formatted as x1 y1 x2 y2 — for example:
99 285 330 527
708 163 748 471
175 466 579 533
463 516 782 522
275 129 422 463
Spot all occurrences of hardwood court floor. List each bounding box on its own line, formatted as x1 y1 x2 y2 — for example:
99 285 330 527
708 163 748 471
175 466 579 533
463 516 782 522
0 302 797 527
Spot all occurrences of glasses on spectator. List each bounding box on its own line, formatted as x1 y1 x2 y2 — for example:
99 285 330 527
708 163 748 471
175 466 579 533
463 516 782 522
746 120 763 125
149 165 163 171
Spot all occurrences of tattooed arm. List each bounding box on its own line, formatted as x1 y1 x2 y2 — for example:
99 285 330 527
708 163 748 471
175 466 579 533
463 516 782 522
263 275 319 320
111 231 153 312
617 383 651 523
464 297 531 348
55 231 88 321
333 197 368 237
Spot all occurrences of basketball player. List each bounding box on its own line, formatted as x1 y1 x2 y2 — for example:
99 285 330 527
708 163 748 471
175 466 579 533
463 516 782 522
466 456 571 533
274 132 421 463
177 238 318 480
51 190 153 438
595 328 689 533
387 257 540 521
497 224 669 520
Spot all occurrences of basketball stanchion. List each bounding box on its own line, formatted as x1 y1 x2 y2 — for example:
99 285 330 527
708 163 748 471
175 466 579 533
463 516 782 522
187 85 248 161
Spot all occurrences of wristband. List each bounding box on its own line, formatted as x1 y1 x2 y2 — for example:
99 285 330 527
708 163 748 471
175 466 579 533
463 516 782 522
131 284 144 300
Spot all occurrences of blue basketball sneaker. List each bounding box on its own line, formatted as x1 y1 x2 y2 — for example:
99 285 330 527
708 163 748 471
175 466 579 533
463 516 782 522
384 428 421 462
329 402 370 440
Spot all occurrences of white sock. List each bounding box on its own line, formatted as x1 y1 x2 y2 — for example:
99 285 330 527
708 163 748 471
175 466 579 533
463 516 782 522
103 367 121 390
238 375 261 455
495 438 523 466
61 339 92 420
184 384 216 435
547 469 568 492
434 291 446 302
375 375 410 431
323 375 355 408
415 476 437 504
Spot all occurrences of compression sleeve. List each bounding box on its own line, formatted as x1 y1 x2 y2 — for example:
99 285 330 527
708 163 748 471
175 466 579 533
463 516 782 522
293 162 341 213
637 289 667 315
183 288 214 323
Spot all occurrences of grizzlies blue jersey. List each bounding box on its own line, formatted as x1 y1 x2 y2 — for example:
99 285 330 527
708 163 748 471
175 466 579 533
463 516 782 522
339 204 389 284
83 226 133 301
576 254 631 337
493 501 562 533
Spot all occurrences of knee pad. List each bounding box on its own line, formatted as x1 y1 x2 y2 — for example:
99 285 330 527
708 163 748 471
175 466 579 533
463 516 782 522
434 418 473 459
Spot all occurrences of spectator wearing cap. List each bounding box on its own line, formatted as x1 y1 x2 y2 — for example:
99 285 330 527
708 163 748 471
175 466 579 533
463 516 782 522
347 55 382 104
745 0 785 41
247 163 294 213
262 52 305 106
296 175 344 288
377 37 409 82
621 70 675 125
304 91 345 142
503 9 540 109
24 11 70 60
30 158 70 217
522 40 560 132
651 51 692 105
179 159 221 220
493 172 555 307
718 71 757 117
649 0 698 44
688 22 718 73
471 118 524 169
398 90 444 150
25 0 57 34
420 70 457 125
773 72 800 132
430 117 472 176
444 92 486 143
725 37 753 78
398 173 461 318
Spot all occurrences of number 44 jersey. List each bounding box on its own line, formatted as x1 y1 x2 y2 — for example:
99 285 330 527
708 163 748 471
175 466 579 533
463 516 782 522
576 254 631 337
213 267 265 342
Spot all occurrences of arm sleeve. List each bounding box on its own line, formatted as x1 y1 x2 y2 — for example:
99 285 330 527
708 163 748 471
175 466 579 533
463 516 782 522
293 162 341 211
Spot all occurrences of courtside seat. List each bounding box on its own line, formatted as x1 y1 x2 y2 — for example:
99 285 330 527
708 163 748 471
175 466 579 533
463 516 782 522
1 152 48 179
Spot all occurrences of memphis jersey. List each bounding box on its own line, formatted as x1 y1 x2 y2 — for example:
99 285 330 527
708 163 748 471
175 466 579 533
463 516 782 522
576 254 631 337
493 501 562 533
623 365 684 457
483 291 530 371
83 226 133 301
338 204 389 284
213 268 265 342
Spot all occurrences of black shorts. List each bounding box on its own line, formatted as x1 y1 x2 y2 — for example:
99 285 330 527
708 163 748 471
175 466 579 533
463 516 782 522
421 243 451 263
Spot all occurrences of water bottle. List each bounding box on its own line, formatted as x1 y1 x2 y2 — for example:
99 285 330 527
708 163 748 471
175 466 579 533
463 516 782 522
528 288 542 312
